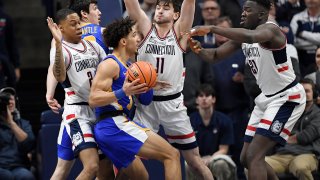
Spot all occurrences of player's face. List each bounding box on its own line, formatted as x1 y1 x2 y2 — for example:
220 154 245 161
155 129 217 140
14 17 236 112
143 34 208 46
60 13 82 43
240 1 261 29
126 26 141 57
302 83 314 102
154 2 178 24
316 48 320 68
196 93 215 109
88 3 101 25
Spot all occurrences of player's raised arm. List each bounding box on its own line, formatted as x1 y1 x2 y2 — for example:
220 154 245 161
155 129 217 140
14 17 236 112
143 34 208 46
123 0 152 36
47 17 66 82
189 37 241 64
175 0 195 36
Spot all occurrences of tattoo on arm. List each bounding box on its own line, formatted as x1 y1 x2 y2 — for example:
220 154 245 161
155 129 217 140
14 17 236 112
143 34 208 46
53 43 66 82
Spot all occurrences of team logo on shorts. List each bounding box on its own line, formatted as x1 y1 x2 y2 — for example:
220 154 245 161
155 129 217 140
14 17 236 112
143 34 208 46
270 120 283 134
72 132 83 146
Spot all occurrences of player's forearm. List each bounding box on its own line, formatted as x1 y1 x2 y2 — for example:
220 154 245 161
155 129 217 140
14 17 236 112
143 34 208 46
53 42 66 82
123 0 142 21
46 65 58 97
198 48 219 63
209 26 255 43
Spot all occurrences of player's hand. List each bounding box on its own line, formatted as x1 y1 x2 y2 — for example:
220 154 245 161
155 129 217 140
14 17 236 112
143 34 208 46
188 37 203 54
153 80 171 91
46 95 61 114
47 17 63 43
123 76 148 96
188 26 211 36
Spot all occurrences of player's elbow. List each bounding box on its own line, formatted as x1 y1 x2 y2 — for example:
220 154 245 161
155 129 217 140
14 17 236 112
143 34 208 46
53 75 65 83
89 94 99 108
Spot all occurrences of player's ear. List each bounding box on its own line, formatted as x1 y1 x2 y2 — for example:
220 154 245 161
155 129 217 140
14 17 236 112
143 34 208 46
58 24 64 32
80 10 88 20
173 12 180 21
120 38 126 46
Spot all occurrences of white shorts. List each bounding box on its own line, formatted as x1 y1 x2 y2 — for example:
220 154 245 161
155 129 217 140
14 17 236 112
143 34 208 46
244 83 306 145
57 104 97 158
133 94 197 150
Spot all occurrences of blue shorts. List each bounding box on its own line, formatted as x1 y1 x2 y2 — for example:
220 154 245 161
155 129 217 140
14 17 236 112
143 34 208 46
94 115 149 169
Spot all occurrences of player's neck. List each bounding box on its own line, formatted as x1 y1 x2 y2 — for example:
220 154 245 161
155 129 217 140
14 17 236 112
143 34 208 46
113 50 129 64
155 23 173 37
63 37 80 44
308 7 320 17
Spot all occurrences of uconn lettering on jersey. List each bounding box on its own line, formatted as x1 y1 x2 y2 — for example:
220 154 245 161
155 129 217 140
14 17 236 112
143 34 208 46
74 58 99 72
145 44 175 55
243 47 260 58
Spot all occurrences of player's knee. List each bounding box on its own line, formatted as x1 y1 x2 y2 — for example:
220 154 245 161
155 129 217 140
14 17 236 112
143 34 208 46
245 149 262 168
240 153 247 168
83 162 99 175
166 147 180 162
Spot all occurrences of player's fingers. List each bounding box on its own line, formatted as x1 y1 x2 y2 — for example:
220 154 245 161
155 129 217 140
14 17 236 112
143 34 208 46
131 78 141 85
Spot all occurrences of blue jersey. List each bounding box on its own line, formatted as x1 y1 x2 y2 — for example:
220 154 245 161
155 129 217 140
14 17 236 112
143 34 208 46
81 23 109 54
95 55 133 116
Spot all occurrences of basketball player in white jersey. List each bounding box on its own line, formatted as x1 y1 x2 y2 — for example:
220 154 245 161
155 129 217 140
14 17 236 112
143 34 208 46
123 0 213 179
47 9 107 179
187 0 306 179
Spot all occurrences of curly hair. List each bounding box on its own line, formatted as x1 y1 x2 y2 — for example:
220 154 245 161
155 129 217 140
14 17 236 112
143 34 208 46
249 0 271 11
68 0 97 18
103 17 136 49
156 0 182 12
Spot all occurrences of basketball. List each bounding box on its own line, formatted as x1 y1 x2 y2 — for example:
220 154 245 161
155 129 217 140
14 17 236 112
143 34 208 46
126 61 157 88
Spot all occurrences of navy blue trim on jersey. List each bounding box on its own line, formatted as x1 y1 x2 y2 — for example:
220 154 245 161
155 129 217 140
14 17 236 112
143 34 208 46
70 119 97 157
171 141 198 150
272 48 288 65
61 74 72 88
265 80 297 97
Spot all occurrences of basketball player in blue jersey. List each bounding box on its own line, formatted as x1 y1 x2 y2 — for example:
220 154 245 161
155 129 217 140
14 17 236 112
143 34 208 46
187 0 306 179
124 0 213 179
47 9 114 180
89 17 181 180
69 0 109 54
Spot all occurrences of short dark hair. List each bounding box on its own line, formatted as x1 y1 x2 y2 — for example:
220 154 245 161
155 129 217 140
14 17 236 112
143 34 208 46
56 8 77 24
214 16 233 27
249 0 271 11
156 0 182 12
103 17 136 48
300 78 316 90
196 84 215 97
69 0 97 18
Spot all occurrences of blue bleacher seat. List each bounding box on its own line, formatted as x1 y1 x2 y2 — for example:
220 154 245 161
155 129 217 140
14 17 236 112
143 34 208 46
37 110 82 180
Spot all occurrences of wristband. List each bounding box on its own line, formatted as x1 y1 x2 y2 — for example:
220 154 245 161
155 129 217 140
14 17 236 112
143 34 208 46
114 89 126 100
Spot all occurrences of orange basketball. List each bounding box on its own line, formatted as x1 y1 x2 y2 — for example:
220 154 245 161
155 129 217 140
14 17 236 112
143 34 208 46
126 61 157 88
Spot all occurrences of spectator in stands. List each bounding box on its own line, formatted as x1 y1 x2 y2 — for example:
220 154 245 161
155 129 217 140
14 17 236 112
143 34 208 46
275 0 305 24
290 0 320 76
195 0 221 47
0 87 35 180
0 0 20 87
187 84 236 180
265 78 320 180
304 47 320 105
210 16 250 180
123 0 157 20
219 0 244 28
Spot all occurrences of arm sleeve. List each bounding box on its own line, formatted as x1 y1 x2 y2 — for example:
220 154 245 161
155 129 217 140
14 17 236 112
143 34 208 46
137 89 153 105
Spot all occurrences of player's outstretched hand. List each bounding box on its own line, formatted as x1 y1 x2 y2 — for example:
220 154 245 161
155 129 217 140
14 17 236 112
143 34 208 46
187 26 211 36
47 17 63 43
188 37 202 54
153 80 171 91
46 95 61 114
123 76 148 96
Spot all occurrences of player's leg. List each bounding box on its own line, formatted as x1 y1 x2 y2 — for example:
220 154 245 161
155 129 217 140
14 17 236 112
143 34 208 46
246 87 306 180
51 124 75 180
159 96 213 180
181 148 213 180
96 157 115 180
119 157 148 180
77 147 99 180
137 130 181 180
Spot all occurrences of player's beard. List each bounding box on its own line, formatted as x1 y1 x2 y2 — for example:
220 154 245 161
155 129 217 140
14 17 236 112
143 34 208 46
154 18 171 25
